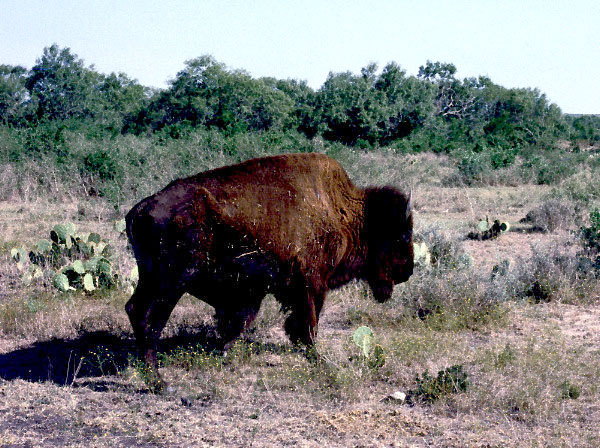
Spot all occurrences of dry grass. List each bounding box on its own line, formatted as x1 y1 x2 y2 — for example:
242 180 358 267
1 158 600 447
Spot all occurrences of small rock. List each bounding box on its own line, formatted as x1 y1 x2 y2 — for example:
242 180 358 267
383 391 406 403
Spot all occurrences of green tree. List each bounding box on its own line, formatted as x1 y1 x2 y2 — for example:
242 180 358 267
312 62 438 147
375 62 436 144
130 55 295 136
483 87 565 149
314 66 387 145
25 44 97 121
93 72 146 134
569 115 600 142
418 61 480 123
418 61 457 82
262 77 316 136
0 64 29 125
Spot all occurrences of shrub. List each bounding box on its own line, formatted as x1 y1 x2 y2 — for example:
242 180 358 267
489 147 517 169
455 150 491 185
579 208 600 255
395 269 507 330
510 244 599 304
559 380 582 400
417 226 473 271
554 167 600 205
494 343 517 369
521 199 577 232
409 364 470 403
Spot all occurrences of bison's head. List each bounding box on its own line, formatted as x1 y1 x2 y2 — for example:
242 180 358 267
363 187 414 303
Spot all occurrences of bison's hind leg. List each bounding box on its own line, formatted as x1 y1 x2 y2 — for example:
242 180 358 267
125 279 182 391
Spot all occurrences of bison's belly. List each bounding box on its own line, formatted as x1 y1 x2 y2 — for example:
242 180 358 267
185 244 286 305
220 249 282 285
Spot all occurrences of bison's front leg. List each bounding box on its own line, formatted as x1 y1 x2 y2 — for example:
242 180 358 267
125 280 181 392
283 285 325 348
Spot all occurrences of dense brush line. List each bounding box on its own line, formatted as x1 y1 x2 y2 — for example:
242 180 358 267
1 45 599 205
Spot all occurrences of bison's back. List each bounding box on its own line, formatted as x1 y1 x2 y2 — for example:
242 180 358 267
194 153 363 260
127 153 364 281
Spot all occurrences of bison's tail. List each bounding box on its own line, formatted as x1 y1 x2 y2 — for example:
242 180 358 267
125 201 152 258
125 206 138 250
125 200 164 275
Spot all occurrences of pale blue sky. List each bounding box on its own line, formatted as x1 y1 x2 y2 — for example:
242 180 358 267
1 0 598 113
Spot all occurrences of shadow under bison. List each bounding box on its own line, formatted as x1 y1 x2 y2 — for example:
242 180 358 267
0 327 221 387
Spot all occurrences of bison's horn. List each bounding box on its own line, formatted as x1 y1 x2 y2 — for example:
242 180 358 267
406 190 412 218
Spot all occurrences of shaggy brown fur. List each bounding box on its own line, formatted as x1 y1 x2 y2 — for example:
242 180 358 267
125 153 413 387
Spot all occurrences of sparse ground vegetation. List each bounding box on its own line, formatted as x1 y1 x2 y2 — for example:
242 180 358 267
2 162 600 446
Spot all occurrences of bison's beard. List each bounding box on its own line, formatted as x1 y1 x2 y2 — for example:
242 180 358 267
369 279 394 303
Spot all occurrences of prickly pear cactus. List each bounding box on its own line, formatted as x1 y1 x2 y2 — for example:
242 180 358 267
468 218 511 241
352 326 386 370
114 219 126 234
12 222 124 294
10 247 27 265
128 265 139 283
353 326 374 357
53 223 76 244
72 260 85 275
413 241 431 267
36 239 52 253
22 266 43 286
83 257 99 273
83 273 96 292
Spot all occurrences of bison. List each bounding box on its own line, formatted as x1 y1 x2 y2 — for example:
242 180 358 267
125 153 413 388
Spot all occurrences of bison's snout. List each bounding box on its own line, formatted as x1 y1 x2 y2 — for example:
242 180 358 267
394 265 413 284
370 279 394 303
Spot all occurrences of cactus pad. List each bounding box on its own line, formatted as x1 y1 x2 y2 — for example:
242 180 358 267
96 258 112 275
11 247 27 264
22 265 43 286
101 244 114 258
83 273 96 292
353 326 374 357
53 223 76 244
129 265 139 283
477 220 489 232
53 273 73 291
72 260 86 275
36 239 53 253
413 241 431 266
114 219 126 234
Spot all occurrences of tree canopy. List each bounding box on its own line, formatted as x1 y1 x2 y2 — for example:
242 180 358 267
0 45 597 152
